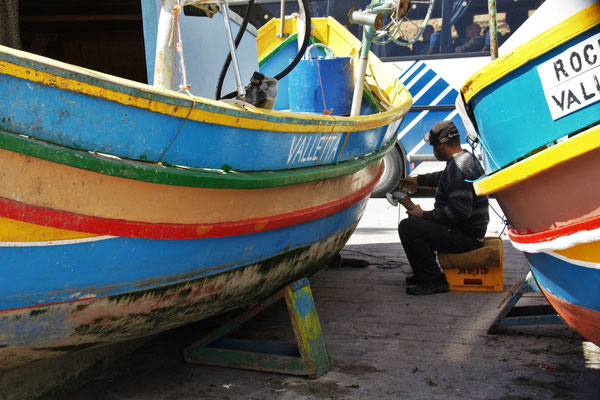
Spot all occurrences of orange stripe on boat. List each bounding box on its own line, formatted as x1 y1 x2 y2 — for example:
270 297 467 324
541 287 600 347
0 147 379 225
0 162 383 239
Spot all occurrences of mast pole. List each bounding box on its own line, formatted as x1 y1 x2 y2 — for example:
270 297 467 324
154 0 175 89
220 0 246 99
488 0 498 60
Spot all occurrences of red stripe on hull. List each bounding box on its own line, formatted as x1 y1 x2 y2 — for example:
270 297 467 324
508 214 600 244
540 287 600 347
0 163 383 239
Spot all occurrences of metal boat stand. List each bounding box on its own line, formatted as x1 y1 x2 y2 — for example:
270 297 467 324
488 272 564 334
184 278 332 378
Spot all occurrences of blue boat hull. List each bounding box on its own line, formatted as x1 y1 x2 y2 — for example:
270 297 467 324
0 69 390 171
0 197 368 369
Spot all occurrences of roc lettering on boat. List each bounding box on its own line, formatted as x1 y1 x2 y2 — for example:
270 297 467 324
287 134 341 164
537 33 600 120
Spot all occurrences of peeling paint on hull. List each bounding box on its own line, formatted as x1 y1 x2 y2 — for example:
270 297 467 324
0 225 355 370
0 16 412 373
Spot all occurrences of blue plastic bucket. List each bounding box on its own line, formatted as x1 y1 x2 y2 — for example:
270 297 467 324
288 47 354 115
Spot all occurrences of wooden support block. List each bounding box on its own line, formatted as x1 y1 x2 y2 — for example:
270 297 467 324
438 237 504 292
488 272 563 333
184 278 331 378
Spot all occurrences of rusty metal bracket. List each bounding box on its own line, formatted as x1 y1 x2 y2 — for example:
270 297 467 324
184 278 332 378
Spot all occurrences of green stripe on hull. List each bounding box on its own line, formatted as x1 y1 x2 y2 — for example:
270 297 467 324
0 129 395 189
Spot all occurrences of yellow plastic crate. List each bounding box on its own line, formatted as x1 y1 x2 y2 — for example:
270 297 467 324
438 237 504 292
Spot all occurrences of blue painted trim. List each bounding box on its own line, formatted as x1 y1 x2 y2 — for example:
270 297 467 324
0 73 386 171
526 252 600 314
397 61 418 81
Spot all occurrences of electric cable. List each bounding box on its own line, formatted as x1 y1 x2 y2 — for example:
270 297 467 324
219 0 312 100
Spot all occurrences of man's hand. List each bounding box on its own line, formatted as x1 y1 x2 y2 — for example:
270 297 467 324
398 176 418 194
406 204 423 218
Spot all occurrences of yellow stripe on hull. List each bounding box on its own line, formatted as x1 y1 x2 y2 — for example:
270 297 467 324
554 241 600 264
462 2 600 103
474 124 600 196
0 217 98 242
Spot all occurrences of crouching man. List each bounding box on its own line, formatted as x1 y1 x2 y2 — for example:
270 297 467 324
398 121 489 295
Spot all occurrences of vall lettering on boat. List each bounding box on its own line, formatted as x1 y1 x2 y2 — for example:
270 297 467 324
287 134 342 165
537 33 600 120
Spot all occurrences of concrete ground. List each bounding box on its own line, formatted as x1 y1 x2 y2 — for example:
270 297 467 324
66 199 600 400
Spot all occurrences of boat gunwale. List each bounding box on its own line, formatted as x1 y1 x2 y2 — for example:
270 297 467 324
257 30 298 67
473 124 600 196
0 28 411 133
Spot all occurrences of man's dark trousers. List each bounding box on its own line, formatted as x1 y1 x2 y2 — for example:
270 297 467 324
398 217 482 282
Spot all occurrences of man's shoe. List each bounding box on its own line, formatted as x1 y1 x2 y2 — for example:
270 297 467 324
405 275 420 285
406 279 449 295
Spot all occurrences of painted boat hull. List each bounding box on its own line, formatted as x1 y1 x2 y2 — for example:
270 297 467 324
462 3 600 172
0 151 379 369
0 128 383 239
0 18 410 172
518 240 600 347
464 2 600 345
0 15 413 369
474 125 600 235
473 124 600 347
0 207 362 370
0 132 383 369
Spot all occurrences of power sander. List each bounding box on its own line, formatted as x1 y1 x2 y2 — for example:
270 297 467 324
385 190 417 211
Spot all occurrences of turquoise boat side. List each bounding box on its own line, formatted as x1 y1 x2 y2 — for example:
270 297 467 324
527 252 600 313
464 3 600 347
467 26 600 172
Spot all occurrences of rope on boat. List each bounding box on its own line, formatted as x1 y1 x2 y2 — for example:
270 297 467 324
309 38 333 115
305 35 337 166
159 0 195 162
170 1 191 93
158 97 196 163
467 136 509 237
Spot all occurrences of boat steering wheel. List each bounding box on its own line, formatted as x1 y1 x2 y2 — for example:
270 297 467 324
372 0 436 47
